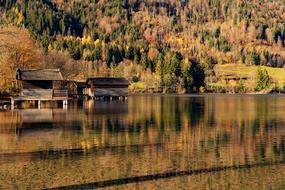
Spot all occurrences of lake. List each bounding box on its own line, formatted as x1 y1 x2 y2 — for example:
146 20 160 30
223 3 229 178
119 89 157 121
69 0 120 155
0 95 285 189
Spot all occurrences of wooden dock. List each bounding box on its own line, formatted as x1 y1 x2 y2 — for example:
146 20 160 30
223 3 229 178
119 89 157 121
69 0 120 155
7 89 69 109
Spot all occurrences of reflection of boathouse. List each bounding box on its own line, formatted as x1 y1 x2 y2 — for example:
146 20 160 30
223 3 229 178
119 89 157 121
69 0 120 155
15 109 67 132
85 77 129 99
84 100 128 115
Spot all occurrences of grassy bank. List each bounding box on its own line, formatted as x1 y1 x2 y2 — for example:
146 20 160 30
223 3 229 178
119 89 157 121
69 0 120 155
129 64 285 94
214 64 285 84
210 64 285 93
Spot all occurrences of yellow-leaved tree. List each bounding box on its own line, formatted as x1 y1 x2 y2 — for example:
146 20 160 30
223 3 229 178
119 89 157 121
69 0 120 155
0 27 43 91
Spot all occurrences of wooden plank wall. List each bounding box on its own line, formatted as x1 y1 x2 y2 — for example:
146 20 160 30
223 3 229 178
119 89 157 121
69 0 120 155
93 88 128 97
22 81 53 89
22 89 53 99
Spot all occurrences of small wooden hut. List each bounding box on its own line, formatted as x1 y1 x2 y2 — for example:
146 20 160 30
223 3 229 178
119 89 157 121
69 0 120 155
16 69 67 100
61 80 86 99
85 77 129 99
75 82 86 97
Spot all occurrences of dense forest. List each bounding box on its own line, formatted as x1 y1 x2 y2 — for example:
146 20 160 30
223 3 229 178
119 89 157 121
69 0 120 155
0 0 285 93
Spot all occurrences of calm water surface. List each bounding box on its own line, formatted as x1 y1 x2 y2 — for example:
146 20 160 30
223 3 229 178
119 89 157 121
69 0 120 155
0 95 285 189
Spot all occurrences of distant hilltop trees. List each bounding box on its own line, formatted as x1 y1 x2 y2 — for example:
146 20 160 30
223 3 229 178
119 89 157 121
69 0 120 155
0 0 285 93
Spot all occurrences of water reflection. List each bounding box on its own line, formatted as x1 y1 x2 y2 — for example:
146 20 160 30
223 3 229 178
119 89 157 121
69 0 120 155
0 95 285 189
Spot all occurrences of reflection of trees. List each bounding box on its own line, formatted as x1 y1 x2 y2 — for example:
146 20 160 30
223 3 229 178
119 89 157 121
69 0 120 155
80 96 285 167
1 96 285 160
0 96 285 189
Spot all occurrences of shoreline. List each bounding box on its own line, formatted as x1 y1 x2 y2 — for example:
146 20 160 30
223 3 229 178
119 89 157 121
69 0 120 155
129 84 285 95
1 92 285 99
128 92 285 97
1 93 284 110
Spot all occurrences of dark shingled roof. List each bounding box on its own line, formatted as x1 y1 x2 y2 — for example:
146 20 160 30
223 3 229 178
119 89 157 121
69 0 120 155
75 82 86 88
87 77 129 86
16 69 63 81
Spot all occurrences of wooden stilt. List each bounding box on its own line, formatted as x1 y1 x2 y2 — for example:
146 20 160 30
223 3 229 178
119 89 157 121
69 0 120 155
63 100 68 109
38 100 41 109
11 98 14 110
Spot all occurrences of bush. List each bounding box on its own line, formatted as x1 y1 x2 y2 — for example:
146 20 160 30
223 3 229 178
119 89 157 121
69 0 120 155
132 76 139 83
255 67 271 91
251 50 260 65
237 79 246 93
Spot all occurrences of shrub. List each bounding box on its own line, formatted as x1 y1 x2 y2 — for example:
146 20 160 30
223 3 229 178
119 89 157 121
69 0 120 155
255 67 271 91
251 50 260 65
237 79 246 93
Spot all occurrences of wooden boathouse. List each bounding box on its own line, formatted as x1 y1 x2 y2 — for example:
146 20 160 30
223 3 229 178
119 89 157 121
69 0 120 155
14 69 68 108
85 77 129 100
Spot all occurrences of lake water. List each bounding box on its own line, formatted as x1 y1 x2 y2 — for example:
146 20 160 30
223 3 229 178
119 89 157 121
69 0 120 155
0 95 285 189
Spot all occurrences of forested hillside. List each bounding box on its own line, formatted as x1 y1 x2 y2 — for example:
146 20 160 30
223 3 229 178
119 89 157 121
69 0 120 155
0 0 285 93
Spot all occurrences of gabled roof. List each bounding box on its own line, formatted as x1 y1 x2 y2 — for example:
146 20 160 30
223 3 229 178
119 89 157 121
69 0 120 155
87 77 129 86
63 80 86 88
16 69 63 81
75 82 86 88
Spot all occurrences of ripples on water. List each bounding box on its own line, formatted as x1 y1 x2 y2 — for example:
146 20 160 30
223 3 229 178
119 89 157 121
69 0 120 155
0 95 285 189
